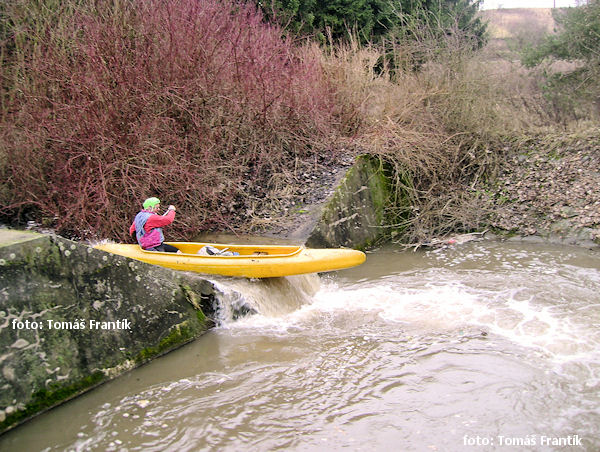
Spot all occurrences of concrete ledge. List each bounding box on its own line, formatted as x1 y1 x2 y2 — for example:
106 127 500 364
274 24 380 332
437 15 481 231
0 232 219 433
306 155 395 249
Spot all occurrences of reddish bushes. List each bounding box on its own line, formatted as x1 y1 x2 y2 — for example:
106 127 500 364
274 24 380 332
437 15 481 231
1 0 336 239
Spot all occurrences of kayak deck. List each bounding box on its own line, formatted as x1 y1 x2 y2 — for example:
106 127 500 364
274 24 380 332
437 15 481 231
93 242 366 278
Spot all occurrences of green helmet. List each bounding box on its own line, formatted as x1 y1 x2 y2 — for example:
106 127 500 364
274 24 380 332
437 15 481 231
143 197 161 209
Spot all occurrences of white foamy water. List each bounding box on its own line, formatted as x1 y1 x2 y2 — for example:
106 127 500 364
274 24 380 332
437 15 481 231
210 273 321 320
224 258 600 370
1 241 599 451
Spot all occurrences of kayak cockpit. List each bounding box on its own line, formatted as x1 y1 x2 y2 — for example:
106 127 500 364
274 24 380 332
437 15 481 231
157 242 303 258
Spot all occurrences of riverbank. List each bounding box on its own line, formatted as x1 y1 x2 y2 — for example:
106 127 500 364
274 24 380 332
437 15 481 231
11 128 600 251
479 131 600 248
240 128 600 251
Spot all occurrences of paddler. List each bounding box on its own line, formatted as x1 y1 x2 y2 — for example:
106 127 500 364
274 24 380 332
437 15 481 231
129 197 179 252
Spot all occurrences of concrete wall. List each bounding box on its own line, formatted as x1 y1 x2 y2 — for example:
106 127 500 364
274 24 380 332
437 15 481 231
306 155 395 249
0 230 218 433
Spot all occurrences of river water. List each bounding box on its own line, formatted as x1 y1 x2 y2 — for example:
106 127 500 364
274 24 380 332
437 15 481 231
1 240 600 451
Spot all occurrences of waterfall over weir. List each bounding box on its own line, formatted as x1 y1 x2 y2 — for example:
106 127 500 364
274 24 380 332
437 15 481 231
208 274 322 322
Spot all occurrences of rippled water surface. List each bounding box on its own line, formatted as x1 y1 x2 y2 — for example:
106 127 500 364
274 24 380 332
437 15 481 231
1 240 599 451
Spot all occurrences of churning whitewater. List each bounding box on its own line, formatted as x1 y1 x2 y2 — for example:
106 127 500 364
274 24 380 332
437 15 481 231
1 240 599 451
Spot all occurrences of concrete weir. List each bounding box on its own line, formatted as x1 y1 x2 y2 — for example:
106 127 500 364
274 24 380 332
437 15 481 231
0 229 219 433
0 154 398 433
305 155 395 249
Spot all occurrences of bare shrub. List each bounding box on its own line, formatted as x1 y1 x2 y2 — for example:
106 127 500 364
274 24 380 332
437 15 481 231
2 2 590 244
0 0 336 239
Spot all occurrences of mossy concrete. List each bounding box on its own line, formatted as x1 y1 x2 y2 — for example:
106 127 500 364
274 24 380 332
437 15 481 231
306 155 398 249
0 230 220 433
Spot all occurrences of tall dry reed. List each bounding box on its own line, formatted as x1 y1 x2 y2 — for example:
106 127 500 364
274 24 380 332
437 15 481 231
317 36 556 242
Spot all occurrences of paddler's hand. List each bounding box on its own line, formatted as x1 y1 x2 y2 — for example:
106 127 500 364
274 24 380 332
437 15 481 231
168 205 176 212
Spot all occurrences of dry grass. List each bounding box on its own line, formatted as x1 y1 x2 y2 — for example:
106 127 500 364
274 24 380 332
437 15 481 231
2 3 596 243
315 29 574 242
480 8 555 40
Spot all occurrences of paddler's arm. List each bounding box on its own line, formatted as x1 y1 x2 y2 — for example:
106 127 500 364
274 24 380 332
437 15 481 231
144 208 176 231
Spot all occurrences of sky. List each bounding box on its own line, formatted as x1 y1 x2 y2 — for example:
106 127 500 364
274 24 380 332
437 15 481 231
480 0 582 9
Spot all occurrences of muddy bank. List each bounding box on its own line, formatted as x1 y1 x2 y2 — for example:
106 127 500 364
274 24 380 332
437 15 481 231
10 131 600 252
253 133 600 251
480 132 600 248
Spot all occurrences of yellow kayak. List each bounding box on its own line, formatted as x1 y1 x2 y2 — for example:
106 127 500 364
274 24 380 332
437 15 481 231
93 242 366 278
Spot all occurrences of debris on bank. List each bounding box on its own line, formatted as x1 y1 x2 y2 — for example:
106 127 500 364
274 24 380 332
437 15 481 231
480 133 600 248
400 231 489 251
